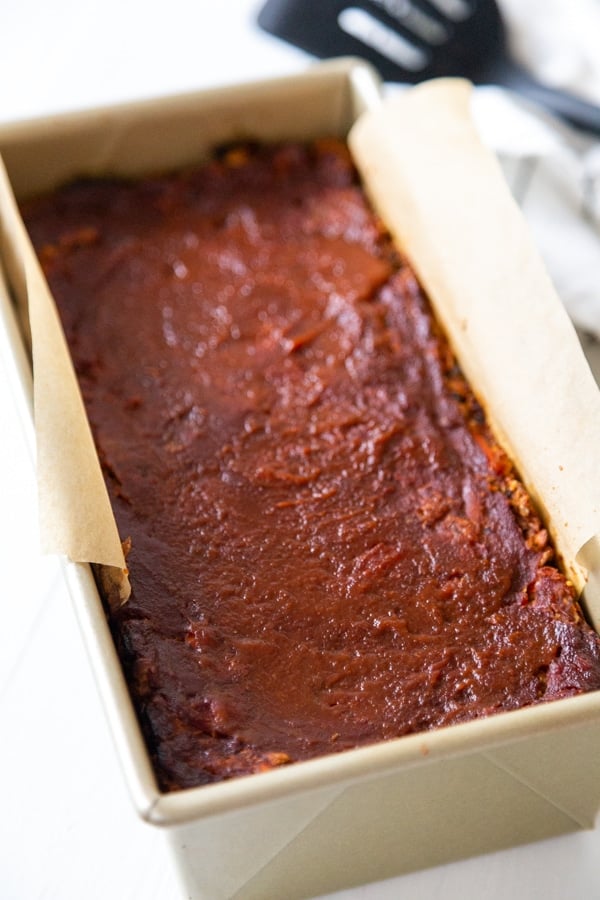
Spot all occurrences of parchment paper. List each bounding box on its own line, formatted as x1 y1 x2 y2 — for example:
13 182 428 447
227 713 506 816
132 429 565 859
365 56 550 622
0 159 130 601
1 76 599 608
350 79 600 598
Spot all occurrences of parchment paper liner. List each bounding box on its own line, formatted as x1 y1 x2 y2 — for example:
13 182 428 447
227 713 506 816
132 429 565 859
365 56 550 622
0 77 599 620
350 80 600 610
0 159 130 602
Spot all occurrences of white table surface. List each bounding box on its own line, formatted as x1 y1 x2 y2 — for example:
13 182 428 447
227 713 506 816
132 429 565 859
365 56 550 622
2 2 600 898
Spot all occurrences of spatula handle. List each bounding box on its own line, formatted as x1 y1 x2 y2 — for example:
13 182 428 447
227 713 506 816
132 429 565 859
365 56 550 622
493 61 600 137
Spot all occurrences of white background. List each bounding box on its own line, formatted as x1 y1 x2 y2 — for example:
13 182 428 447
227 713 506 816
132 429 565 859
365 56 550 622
2 1 600 898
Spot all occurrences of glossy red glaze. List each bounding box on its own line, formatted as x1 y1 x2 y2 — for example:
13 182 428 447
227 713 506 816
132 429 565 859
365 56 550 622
23 141 600 790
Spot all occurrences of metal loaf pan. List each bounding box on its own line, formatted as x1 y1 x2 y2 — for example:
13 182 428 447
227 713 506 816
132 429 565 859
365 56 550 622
1 59 600 900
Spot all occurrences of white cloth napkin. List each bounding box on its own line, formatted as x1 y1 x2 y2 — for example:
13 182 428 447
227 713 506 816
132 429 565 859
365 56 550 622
472 0 600 339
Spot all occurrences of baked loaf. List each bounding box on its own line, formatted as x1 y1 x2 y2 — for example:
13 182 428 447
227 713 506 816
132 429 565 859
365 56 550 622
23 140 600 790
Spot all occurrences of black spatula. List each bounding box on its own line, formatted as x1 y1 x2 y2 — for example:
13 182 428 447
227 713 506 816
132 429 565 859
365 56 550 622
257 0 600 135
